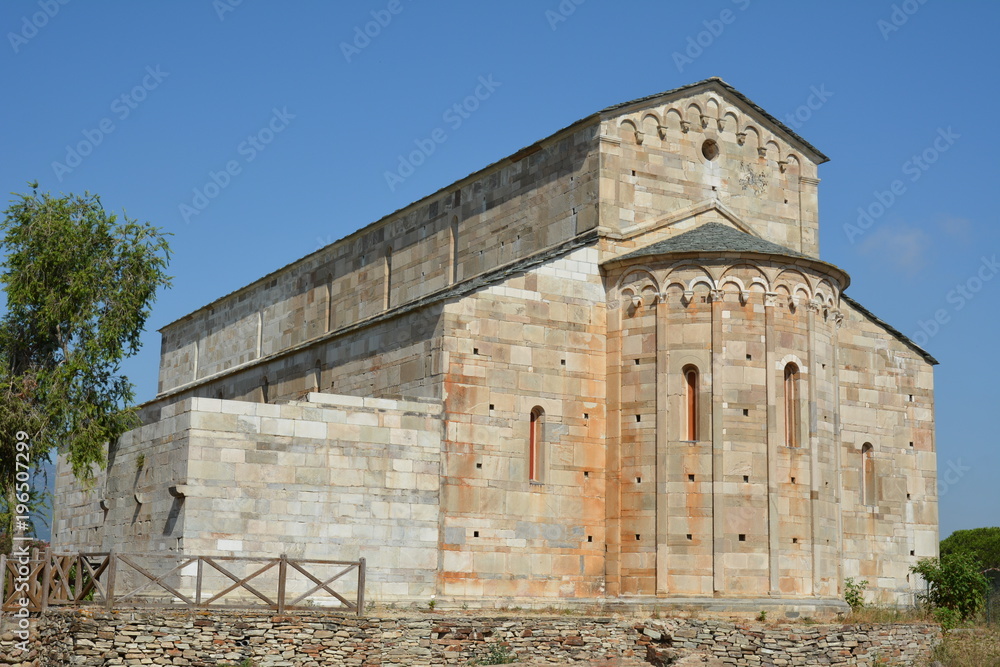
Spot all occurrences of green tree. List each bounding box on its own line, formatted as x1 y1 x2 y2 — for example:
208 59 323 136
940 527 1000 572
0 186 171 551
911 553 991 622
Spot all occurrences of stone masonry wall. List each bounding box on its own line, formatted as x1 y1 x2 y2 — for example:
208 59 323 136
0 610 941 666
157 123 599 397
52 392 445 602
837 300 938 606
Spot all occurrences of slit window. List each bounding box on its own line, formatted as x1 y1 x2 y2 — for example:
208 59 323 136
862 443 876 506
683 365 699 441
383 246 393 309
529 407 544 482
784 363 800 447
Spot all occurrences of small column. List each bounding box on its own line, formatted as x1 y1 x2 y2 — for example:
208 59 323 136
605 297 624 597
807 298 821 596
764 292 780 595
832 308 845 594
710 288 725 593
655 293 669 594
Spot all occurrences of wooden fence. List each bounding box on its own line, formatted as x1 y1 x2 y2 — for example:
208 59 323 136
0 549 365 615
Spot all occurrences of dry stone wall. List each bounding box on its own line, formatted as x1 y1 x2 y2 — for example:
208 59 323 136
0 611 940 666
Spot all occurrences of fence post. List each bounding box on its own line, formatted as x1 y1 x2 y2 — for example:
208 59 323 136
276 554 287 614
105 552 117 611
39 548 51 613
0 553 6 622
357 557 366 616
196 557 203 606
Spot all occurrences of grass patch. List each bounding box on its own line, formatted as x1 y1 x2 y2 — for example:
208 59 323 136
927 626 1000 666
846 605 933 624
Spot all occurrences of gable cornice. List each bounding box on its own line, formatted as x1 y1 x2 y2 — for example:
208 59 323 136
607 199 761 242
598 77 829 164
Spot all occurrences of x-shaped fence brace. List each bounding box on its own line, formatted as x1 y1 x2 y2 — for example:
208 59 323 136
0 552 365 615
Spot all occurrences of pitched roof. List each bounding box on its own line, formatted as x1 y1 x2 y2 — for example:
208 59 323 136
613 222 810 262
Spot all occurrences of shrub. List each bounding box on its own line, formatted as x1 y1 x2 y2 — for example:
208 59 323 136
911 553 990 622
844 577 868 611
475 643 517 664
932 606 960 630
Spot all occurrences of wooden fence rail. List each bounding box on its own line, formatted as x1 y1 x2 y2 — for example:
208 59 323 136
0 550 365 615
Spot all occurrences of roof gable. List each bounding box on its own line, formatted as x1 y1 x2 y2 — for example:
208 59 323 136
599 77 828 164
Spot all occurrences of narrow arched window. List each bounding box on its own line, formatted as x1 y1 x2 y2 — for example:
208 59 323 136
312 361 322 392
529 407 544 482
862 443 876 506
450 216 459 284
784 363 800 447
261 377 269 404
384 246 393 309
683 366 699 441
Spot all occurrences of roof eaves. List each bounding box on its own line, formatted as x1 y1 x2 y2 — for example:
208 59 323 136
841 293 939 365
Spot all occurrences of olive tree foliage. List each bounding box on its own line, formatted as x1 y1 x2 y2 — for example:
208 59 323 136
0 186 171 538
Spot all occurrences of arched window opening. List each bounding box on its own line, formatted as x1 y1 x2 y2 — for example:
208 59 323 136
784 363 800 447
862 443 876 506
683 366 699 441
450 216 459 284
529 407 544 482
261 377 269 404
384 246 393 310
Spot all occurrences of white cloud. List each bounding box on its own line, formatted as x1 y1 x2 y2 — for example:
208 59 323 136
859 224 930 275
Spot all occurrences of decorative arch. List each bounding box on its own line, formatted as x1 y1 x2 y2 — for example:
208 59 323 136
742 125 762 148
664 107 685 131
617 267 660 293
618 119 639 144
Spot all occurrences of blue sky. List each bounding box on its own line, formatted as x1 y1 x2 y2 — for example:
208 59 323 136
1 1 997 541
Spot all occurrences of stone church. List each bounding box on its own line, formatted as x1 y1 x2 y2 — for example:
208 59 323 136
54 78 938 614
